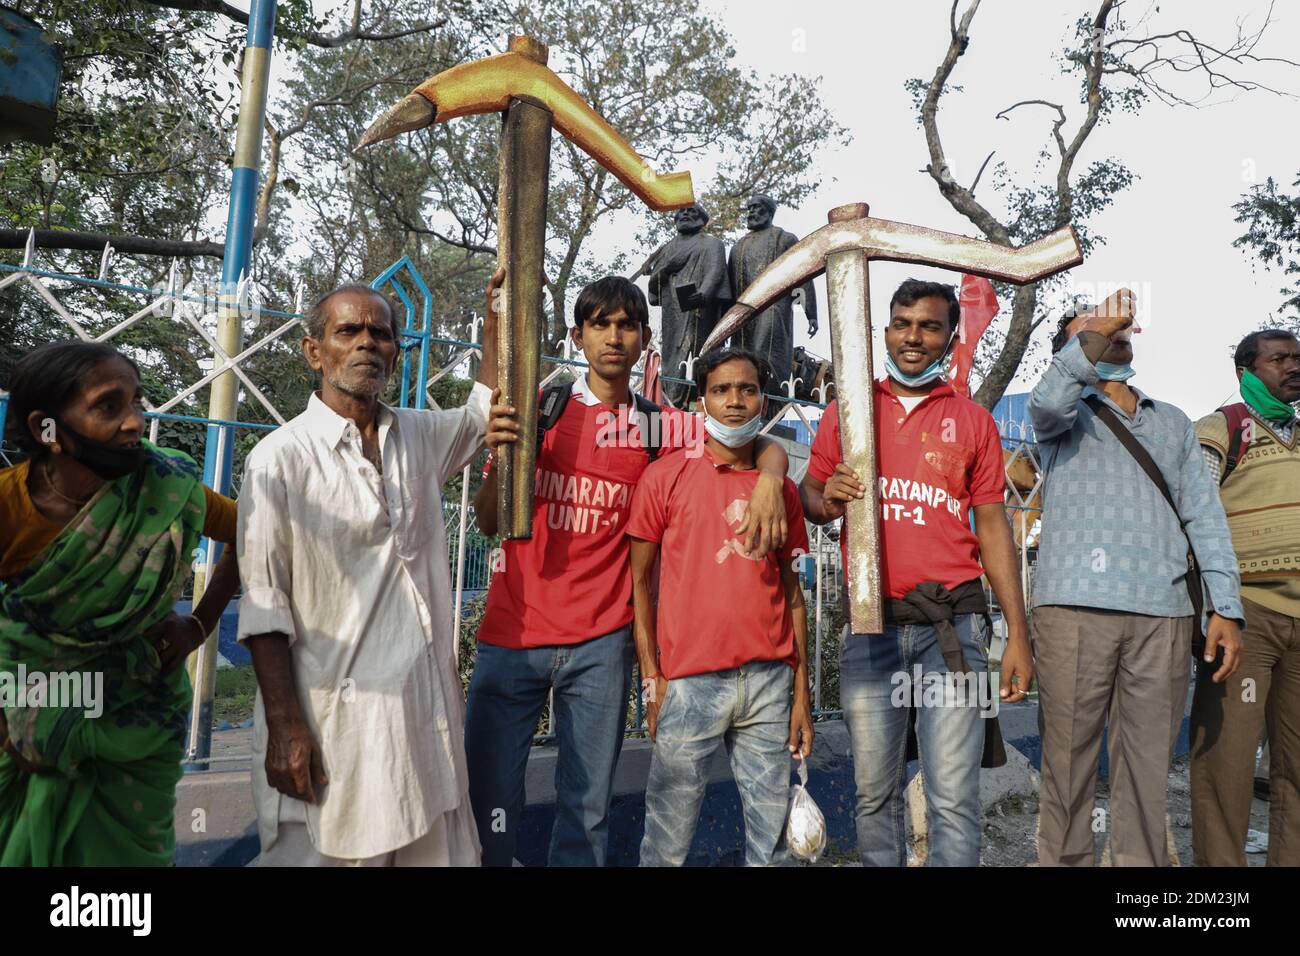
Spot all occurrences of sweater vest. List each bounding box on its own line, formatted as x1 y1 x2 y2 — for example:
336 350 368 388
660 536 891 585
1196 410 1300 619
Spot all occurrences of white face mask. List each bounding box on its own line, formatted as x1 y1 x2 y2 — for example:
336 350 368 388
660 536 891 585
701 395 765 448
884 327 958 388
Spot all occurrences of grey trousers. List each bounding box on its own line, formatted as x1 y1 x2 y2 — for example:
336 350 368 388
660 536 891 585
1031 605 1191 866
1191 597 1300 866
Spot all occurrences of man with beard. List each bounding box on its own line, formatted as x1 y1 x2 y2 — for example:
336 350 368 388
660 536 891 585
236 278 514 866
1028 289 1244 866
645 203 731 408
727 194 817 392
1191 328 1300 866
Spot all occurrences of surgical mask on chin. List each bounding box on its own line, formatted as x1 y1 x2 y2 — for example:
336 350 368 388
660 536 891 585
884 329 957 388
1095 361 1136 382
703 409 764 448
57 420 145 480
884 352 947 388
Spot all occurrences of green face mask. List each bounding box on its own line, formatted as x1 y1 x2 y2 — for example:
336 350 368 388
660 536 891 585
1239 369 1299 423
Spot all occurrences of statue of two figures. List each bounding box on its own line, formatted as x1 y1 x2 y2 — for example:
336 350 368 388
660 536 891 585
635 195 818 409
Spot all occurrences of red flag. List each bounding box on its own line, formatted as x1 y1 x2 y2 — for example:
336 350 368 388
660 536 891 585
949 274 999 396
641 346 665 405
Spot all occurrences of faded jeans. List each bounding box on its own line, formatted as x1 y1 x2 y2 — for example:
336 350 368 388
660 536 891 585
464 627 633 867
640 660 794 867
841 614 990 866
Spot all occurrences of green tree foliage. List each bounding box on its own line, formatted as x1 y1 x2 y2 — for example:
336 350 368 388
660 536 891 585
333 0 850 343
1234 171 1300 331
0 1 493 472
3 0 847 500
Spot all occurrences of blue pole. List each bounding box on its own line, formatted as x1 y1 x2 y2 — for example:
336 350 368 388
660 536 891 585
188 0 278 771
203 0 276 496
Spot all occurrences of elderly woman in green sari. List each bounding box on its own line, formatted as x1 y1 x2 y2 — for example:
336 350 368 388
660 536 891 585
0 340 240 866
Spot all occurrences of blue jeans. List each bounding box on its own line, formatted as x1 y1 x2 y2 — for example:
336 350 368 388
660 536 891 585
464 627 633 867
841 614 990 866
640 660 794 867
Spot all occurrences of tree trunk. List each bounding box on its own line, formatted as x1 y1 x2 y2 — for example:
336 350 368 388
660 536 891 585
548 278 569 348
972 281 1040 410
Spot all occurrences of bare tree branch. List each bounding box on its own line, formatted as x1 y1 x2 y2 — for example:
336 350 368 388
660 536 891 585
1051 1 1114 228
969 149 996 194
252 45 432 246
1103 0 1297 105
363 168 496 257
255 119 284 246
995 99 1067 158
919 0 1011 244
916 0 1295 409
969 2 1116 405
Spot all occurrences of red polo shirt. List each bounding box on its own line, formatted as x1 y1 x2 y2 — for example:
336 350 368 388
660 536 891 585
626 444 810 680
477 383 704 648
807 379 1005 599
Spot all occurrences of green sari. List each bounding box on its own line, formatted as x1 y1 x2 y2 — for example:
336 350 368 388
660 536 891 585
0 442 205 866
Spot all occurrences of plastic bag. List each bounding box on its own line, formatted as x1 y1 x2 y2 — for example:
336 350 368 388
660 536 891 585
785 760 826 863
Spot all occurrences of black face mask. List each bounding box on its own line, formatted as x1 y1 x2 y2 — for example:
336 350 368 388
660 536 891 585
56 420 145 480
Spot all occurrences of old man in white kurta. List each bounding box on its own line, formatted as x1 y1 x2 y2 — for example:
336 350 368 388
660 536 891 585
236 280 507 866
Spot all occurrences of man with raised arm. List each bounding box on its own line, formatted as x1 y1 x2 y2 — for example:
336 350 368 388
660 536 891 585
237 275 513 866
1028 288 1243 867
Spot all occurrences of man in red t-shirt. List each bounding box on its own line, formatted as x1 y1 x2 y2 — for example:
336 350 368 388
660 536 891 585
465 277 791 867
628 347 812 867
800 278 1032 867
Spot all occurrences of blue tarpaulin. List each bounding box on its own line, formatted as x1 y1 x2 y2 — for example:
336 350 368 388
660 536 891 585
0 7 61 146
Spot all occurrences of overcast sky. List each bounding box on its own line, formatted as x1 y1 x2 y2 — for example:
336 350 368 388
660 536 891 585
586 0 1300 418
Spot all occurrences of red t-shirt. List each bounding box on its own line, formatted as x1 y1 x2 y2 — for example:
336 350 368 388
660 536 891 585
807 379 1005 599
477 392 703 647
625 445 810 680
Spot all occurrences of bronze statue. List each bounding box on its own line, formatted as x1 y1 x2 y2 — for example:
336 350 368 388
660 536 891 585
727 195 817 391
641 203 730 407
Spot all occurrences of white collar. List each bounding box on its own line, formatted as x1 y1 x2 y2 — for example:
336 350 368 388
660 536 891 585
304 392 395 447
571 373 636 408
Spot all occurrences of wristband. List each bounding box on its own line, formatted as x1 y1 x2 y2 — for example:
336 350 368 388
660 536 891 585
185 614 209 650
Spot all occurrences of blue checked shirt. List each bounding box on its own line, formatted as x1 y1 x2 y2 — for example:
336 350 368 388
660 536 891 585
1028 335 1244 623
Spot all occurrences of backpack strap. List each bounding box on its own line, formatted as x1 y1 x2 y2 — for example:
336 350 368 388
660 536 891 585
536 383 571 453
633 393 662 462
1218 402 1253 485
536 383 662 462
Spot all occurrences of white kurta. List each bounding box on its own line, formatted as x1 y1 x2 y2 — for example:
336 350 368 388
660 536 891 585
236 386 490 861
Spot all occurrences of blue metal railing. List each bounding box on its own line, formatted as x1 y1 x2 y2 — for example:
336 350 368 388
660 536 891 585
371 255 434 410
